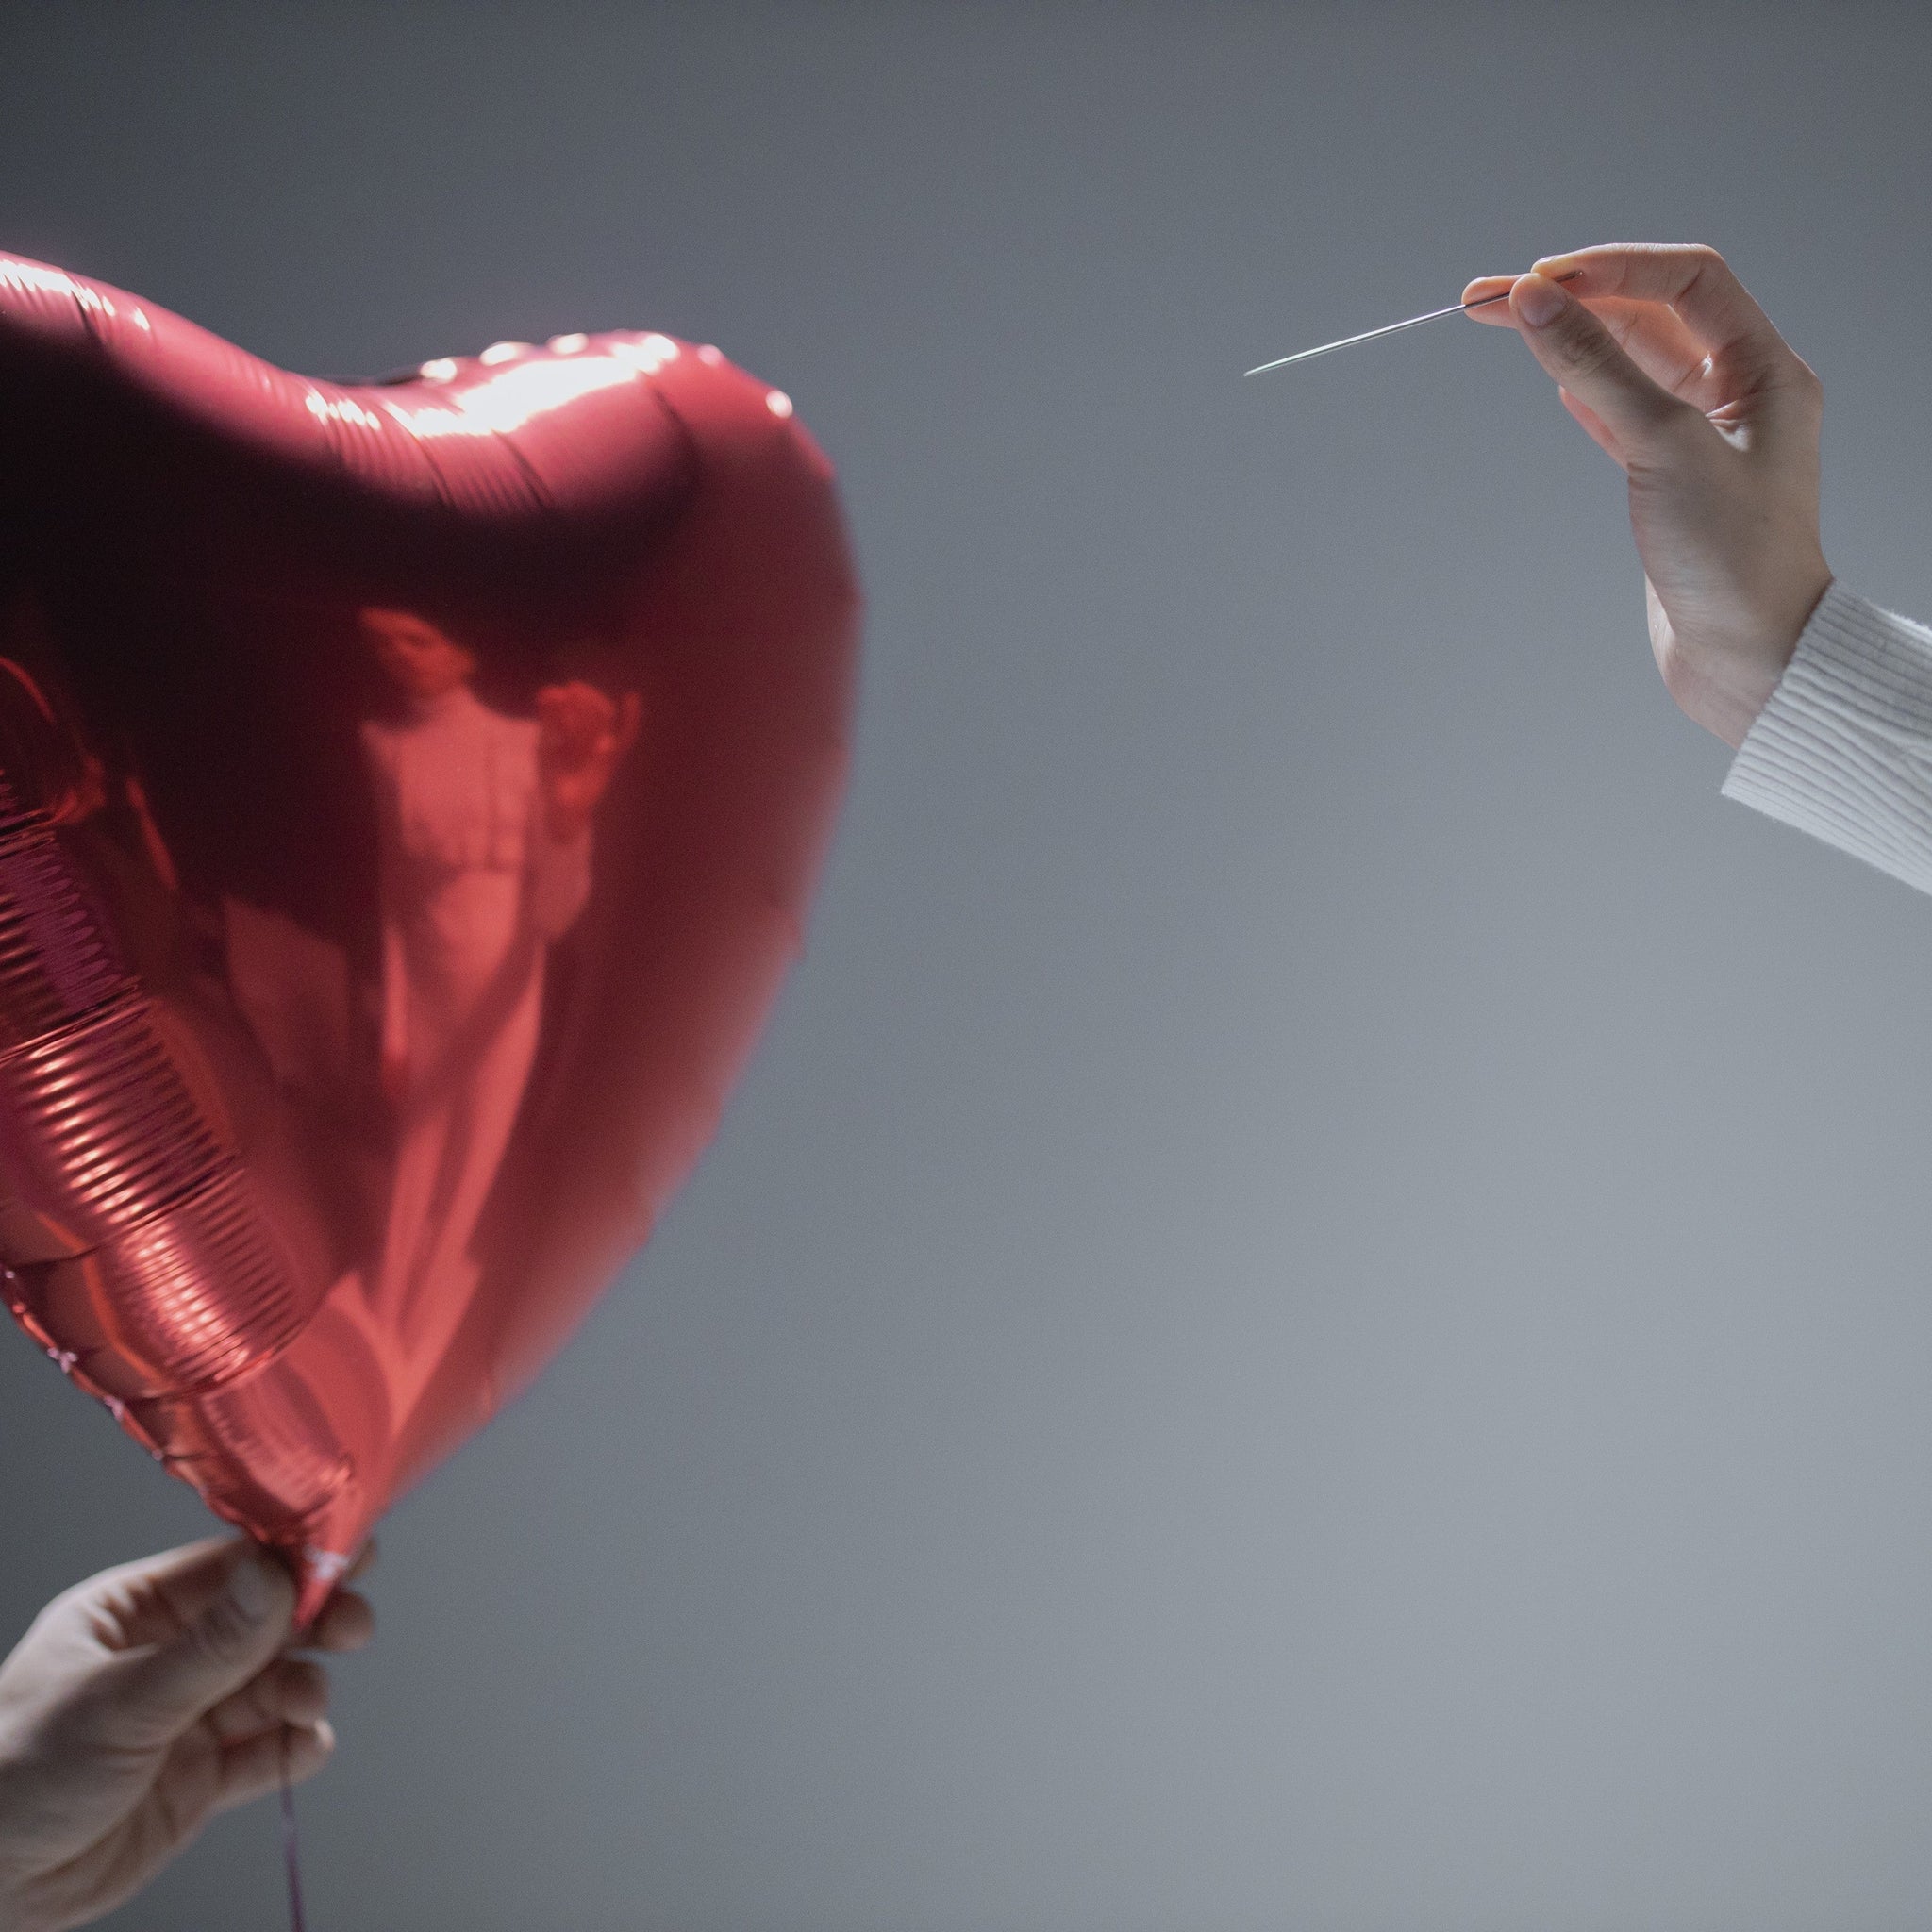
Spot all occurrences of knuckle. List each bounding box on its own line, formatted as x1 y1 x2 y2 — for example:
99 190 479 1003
1676 243 1730 291
1680 244 1737 307
191 1595 258 1668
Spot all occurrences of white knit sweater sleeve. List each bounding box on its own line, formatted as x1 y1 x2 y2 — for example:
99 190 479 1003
1722 579 1932 895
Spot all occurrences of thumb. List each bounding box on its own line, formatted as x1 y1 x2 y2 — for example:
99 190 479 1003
1509 272 1708 458
111 1549 296 1739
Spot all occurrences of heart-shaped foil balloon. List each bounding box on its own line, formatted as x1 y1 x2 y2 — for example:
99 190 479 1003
0 255 858 1621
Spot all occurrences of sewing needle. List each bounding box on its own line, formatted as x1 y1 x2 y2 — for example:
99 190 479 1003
1243 273 1582 377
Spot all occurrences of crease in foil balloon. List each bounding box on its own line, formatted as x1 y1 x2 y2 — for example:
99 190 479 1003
0 254 860 1625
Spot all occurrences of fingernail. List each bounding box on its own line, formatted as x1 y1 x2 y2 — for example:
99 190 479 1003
1515 275 1566 328
227 1551 276 1624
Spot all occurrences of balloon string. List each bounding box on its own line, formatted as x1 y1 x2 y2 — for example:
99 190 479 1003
279 1749 308 1932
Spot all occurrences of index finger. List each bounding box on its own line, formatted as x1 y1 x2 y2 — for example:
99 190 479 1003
1460 275 1524 325
77 1538 249 1652
1527 244 1803 390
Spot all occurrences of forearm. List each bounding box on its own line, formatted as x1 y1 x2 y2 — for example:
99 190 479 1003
1724 580 1932 896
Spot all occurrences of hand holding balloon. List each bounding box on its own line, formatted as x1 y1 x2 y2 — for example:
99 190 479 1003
0 1541 373 1932
1464 243 1833 748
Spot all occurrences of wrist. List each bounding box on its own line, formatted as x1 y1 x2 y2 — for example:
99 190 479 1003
1727 564 1834 747
1658 561 1832 750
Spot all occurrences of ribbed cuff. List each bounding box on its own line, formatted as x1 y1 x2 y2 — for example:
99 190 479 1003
1722 579 1932 896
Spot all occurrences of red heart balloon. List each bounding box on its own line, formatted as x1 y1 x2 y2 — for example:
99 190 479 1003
0 255 858 1621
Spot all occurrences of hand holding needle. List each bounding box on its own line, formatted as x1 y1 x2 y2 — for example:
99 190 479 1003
1454 248 1831 750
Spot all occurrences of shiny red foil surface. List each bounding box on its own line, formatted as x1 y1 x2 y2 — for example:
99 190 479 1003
0 256 858 1623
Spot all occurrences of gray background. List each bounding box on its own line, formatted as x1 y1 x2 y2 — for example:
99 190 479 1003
2 4 1929 1928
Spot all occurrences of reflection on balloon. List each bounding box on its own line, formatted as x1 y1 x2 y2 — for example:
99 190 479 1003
0 253 859 1623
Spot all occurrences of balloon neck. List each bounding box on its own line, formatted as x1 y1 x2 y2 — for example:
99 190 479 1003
291 1543 352 1630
